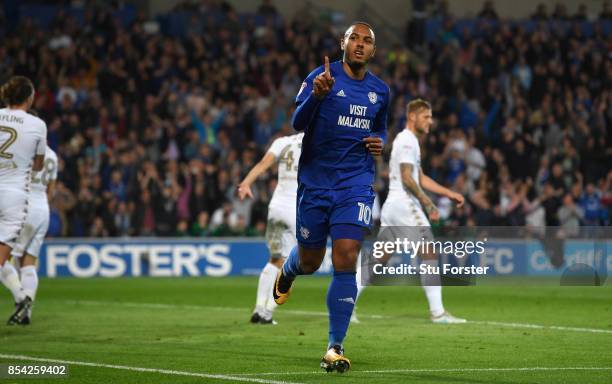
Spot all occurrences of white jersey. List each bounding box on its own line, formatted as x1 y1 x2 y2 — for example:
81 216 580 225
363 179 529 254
382 129 431 232
10 147 57 258
29 146 58 206
388 129 421 204
0 108 47 191
267 133 303 202
264 133 303 258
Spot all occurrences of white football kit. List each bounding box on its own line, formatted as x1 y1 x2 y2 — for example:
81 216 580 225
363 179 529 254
0 108 47 249
12 146 58 258
381 129 432 236
265 133 303 258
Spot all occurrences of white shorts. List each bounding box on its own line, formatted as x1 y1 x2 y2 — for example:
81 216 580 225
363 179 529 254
380 195 433 242
381 195 430 226
0 189 28 249
266 198 297 259
11 203 49 258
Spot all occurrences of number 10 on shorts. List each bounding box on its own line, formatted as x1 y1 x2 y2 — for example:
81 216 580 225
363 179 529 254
357 202 372 225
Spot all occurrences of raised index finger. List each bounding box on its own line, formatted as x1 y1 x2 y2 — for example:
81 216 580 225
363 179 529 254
324 56 330 75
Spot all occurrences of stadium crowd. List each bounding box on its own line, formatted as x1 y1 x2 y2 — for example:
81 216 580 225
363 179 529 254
0 0 610 237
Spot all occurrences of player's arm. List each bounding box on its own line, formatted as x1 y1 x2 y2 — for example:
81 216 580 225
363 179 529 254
237 152 277 200
46 180 57 202
32 126 47 171
32 154 44 171
291 57 334 131
400 163 439 223
420 169 465 207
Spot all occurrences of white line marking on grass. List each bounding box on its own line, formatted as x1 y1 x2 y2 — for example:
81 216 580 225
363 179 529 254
61 300 611 334
0 354 303 384
472 320 612 334
63 299 388 319
233 367 612 376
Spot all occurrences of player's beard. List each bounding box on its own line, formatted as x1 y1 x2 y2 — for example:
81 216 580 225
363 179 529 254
416 123 430 136
344 51 369 71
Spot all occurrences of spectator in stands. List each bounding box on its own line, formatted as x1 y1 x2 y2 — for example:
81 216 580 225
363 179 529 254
541 183 562 226
258 0 278 17
478 1 499 20
601 1 612 19
532 4 549 20
574 4 589 20
191 212 211 236
580 183 603 226
558 194 584 236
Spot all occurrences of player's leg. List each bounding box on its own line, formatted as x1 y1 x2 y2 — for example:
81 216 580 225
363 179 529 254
421 248 465 324
351 229 395 322
0 245 31 325
274 187 330 305
328 234 361 336
353 193 404 323
15 216 46 325
0 197 31 325
258 256 283 324
252 218 285 323
321 186 374 373
321 227 364 373
261 224 296 323
17 254 37 325
412 208 465 324
0 244 25 302
274 245 326 304
352 250 364 323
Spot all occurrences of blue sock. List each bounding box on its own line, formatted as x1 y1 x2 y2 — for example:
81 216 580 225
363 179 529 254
282 246 303 279
326 271 357 348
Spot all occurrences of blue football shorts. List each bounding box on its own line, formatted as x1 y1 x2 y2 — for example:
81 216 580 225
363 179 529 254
296 184 375 249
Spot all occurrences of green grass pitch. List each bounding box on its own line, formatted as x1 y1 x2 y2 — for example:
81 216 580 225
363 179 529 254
0 276 611 383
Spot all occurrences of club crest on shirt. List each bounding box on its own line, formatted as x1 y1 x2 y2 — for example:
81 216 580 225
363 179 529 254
368 91 377 104
300 226 310 239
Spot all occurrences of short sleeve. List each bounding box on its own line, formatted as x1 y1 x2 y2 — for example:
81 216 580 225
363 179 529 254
267 137 286 159
36 122 47 156
50 150 59 181
396 135 419 166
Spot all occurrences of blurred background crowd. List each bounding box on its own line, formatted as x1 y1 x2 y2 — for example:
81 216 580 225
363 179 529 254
1 0 610 237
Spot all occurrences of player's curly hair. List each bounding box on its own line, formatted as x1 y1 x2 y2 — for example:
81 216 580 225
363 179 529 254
0 76 34 106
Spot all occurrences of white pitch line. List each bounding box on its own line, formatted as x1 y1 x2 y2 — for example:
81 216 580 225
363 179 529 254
232 366 612 376
472 320 612 335
2 354 610 381
0 354 302 384
62 299 388 319
62 299 611 334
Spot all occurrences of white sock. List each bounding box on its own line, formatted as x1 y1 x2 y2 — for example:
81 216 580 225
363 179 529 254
0 262 26 303
262 262 280 320
355 250 367 303
420 259 444 317
254 269 268 315
255 262 278 316
356 284 366 303
20 266 38 301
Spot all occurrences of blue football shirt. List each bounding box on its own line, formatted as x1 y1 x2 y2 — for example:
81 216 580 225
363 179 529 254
292 60 389 189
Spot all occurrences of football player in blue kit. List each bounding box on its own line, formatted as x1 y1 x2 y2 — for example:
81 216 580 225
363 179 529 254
273 22 389 373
